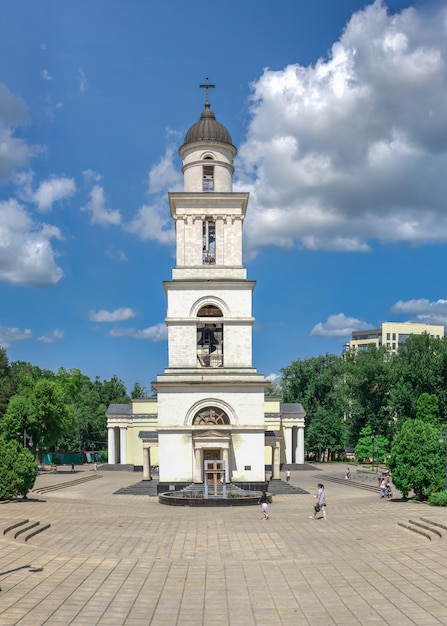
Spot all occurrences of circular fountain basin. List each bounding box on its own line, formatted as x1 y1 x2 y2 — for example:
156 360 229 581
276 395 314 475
159 491 261 507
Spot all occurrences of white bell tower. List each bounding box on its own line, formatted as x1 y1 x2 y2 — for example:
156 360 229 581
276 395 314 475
154 81 267 485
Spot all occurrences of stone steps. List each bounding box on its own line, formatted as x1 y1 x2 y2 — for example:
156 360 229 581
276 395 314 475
398 517 446 541
114 480 159 496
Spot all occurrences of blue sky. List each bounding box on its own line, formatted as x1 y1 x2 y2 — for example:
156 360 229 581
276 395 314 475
1 0 447 392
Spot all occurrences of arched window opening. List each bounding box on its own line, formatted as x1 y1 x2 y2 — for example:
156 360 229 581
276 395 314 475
197 304 223 317
202 220 216 264
193 406 230 425
197 322 223 368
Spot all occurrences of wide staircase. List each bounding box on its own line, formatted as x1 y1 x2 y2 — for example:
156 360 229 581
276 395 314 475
114 480 159 496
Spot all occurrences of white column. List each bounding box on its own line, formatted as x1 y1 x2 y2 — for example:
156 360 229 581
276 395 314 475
222 447 229 482
108 427 116 465
285 426 292 464
193 447 202 483
297 426 305 464
142 445 150 480
273 442 281 479
119 427 127 465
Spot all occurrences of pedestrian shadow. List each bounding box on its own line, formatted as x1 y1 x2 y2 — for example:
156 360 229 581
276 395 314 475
0 564 44 576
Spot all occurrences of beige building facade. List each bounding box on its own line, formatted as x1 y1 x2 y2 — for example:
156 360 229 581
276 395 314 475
347 321 445 354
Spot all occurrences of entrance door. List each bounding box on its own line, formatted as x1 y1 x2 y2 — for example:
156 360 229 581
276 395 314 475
204 449 221 483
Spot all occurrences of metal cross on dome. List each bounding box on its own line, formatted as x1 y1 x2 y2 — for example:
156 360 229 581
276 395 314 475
199 77 215 105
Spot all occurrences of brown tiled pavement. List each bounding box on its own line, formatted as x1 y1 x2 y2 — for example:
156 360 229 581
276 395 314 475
0 464 446 625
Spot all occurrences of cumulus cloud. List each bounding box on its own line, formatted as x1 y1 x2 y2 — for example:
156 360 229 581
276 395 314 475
311 313 372 337
34 176 76 211
89 308 136 323
0 325 32 348
391 298 447 326
237 1 447 256
0 83 39 182
37 329 64 343
109 323 167 341
0 198 64 286
125 203 174 244
81 185 121 226
126 140 180 245
15 171 76 212
148 144 182 194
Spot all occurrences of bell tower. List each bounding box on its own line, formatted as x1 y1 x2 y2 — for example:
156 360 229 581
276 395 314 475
154 82 267 486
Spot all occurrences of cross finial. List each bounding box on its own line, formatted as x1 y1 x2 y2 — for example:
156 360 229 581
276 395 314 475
199 77 215 108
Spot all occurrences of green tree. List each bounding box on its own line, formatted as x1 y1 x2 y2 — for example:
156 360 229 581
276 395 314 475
354 425 389 463
305 408 347 460
0 347 14 419
56 368 106 452
94 375 129 405
389 334 447 427
416 393 439 425
342 345 393 443
0 439 37 499
388 419 445 499
130 382 148 399
1 378 75 452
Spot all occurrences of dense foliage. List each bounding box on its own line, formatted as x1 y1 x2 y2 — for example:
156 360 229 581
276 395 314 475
0 347 142 462
1 331 447 498
280 334 447 496
0 439 38 499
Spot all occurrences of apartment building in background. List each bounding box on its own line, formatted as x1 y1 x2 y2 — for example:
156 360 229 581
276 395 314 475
346 322 445 354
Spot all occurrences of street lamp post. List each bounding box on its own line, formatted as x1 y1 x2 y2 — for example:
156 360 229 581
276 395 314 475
17 429 33 449
317 442 323 463
439 429 447 491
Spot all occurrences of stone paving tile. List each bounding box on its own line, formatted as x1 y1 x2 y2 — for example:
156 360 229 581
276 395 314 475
1 465 447 625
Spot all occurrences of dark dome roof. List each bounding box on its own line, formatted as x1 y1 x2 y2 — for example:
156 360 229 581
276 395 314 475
181 104 234 148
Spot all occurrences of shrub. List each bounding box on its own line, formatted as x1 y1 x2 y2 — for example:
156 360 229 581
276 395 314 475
428 490 447 506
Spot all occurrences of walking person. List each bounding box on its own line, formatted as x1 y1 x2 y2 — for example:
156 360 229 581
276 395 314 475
286 469 291 483
258 490 269 520
310 483 327 520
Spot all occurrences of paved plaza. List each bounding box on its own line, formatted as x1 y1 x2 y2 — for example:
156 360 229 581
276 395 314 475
0 464 447 625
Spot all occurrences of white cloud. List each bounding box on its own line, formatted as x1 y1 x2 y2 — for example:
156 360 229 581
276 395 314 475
148 144 182 194
391 298 447 326
265 372 281 383
0 198 64 286
78 68 87 93
237 1 447 256
105 246 127 262
37 329 64 344
125 203 174 244
126 137 180 246
15 171 76 212
311 313 372 337
0 83 39 182
81 185 121 226
109 323 167 341
89 308 136 323
34 176 76 212
0 325 32 348
41 69 53 81
83 169 102 183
